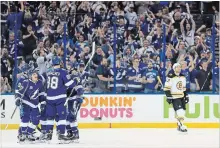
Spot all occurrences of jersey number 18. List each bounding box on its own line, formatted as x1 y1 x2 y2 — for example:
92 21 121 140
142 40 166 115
47 76 58 89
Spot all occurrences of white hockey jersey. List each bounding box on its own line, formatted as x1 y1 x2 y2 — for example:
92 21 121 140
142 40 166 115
164 73 186 99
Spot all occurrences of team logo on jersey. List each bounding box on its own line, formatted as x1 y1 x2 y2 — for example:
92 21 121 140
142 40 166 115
176 81 183 90
30 89 39 100
18 83 23 90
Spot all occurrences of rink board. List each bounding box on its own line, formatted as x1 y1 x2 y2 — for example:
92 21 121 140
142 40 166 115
0 94 219 129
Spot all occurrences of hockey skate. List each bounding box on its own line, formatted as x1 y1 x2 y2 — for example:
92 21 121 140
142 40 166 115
38 131 48 143
17 134 26 143
26 133 39 144
177 123 188 132
67 130 74 140
44 131 53 144
72 130 80 143
58 134 71 144
67 130 79 143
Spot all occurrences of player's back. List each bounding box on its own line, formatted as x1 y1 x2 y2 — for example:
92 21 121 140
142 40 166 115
46 68 74 101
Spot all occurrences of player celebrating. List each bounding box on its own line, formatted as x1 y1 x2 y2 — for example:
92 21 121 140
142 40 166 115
66 70 84 143
15 70 45 143
164 63 189 132
44 56 79 144
15 64 31 142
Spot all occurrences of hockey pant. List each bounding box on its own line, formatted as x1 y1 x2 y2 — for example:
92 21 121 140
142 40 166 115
172 98 186 120
46 99 67 134
66 99 82 133
20 104 40 135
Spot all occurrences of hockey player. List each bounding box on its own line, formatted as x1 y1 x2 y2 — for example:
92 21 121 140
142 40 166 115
37 72 48 140
15 70 46 142
164 63 189 132
66 70 84 142
45 56 79 143
15 64 31 142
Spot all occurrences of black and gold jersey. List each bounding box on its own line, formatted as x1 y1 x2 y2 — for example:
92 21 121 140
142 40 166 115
164 72 186 99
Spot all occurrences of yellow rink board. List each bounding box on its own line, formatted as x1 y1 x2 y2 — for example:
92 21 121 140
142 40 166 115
1 123 219 130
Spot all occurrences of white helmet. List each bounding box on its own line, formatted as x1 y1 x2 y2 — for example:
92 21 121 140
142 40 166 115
172 63 181 70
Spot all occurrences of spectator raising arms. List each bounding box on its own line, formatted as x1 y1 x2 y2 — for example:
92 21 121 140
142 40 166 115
0 1 219 94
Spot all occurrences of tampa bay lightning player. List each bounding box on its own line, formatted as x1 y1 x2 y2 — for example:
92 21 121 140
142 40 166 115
15 69 45 143
15 63 31 142
66 67 84 142
44 56 79 144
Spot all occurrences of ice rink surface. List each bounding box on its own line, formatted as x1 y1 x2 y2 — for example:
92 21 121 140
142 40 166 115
0 129 219 148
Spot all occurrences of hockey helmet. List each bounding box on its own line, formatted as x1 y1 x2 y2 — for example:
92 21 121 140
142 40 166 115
28 69 39 80
172 63 181 70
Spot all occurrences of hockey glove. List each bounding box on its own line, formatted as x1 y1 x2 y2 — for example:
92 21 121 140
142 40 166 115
166 97 173 104
40 101 46 112
74 77 81 84
15 98 21 106
184 94 189 104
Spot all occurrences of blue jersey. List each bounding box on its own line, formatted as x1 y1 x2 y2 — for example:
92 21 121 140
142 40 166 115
15 75 28 95
109 67 126 88
68 74 84 101
190 69 198 83
158 67 167 83
181 68 190 89
46 68 77 101
141 20 153 36
39 74 46 84
80 71 89 88
127 67 143 90
17 79 45 108
139 62 148 72
142 69 159 90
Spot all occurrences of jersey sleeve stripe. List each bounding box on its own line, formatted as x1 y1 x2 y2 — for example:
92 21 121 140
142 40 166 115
74 85 83 90
22 100 38 108
39 92 46 96
69 95 82 100
47 94 66 100
65 80 74 87
164 87 171 90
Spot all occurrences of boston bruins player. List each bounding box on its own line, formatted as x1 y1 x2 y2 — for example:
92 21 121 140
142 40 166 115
164 63 189 132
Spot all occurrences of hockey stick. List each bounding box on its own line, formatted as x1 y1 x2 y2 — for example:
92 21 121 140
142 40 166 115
64 42 96 106
4 107 18 130
200 70 211 91
11 106 18 119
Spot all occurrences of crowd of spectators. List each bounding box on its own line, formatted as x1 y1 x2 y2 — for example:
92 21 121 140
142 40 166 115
0 1 219 94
